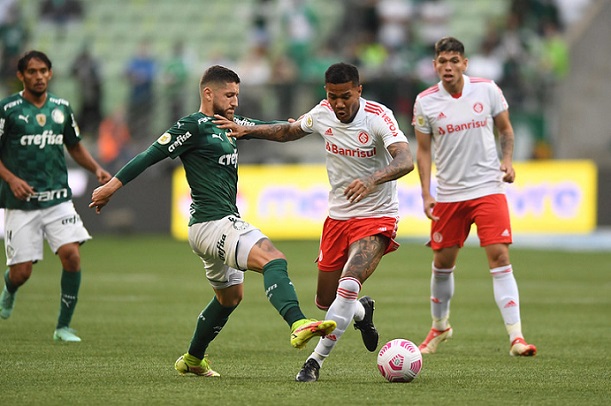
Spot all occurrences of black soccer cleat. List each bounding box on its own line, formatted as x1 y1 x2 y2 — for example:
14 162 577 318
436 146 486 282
295 358 320 382
354 296 379 352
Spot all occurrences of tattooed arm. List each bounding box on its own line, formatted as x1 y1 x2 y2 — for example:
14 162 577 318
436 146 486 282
213 114 309 142
344 141 414 203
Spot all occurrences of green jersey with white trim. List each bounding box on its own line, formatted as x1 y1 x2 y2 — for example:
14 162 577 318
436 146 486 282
153 112 267 225
0 92 81 210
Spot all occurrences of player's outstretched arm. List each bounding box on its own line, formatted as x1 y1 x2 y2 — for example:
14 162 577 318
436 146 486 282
213 115 308 142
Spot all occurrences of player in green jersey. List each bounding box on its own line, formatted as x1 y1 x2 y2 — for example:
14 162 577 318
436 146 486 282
0 50 112 342
89 65 336 378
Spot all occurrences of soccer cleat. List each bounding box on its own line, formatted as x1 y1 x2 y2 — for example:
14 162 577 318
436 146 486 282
175 354 220 377
510 338 537 357
353 296 379 352
419 326 453 354
53 327 82 342
290 319 337 349
0 286 15 319
295 358 320 382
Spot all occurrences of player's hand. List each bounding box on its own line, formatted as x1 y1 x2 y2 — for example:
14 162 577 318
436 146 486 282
89 177 122 214
213 115 246 138
500 161 515 183
422 195 439 221
8 176 35 201
344 177 374 203
96 168 113 185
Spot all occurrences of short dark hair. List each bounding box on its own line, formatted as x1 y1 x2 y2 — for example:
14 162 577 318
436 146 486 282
434 37 465 56
200 65 240 88
17 50 52 73
325 62 360 86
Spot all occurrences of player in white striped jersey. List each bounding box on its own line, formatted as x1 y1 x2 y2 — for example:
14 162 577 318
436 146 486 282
215 62 414 381
412 37 536 357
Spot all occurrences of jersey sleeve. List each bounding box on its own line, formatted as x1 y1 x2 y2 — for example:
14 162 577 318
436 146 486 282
412 97 432 134
152 116 199 159
299 104 320 134
62 105 82 147
115 145 166 185
490 81 509 117
373 107 408 148
0 104 7 149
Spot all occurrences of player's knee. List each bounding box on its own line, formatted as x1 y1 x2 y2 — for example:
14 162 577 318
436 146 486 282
9 265 32 286
216 290 243 307
57 244 81 271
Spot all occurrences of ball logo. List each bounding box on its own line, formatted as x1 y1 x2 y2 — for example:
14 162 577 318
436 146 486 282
473 102 484 114
157 133 171 145
358 131 369 144
389 354 405 370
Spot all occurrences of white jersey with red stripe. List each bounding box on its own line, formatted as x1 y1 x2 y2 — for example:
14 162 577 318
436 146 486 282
300 97 408 220
412 75 508 202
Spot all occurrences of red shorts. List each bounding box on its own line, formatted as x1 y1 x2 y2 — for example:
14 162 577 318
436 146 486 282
317 216 400 272
429 194 512 250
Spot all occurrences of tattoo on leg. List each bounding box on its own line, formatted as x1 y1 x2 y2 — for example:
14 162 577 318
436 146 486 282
344 235 388 281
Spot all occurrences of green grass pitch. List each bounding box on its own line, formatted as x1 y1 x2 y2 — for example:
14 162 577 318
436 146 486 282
1 235 609 405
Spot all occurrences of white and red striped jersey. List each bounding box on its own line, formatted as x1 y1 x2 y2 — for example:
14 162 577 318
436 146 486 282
412 75 508 202
300 97 408 220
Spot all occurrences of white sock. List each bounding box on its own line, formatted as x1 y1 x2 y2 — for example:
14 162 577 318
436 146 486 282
312 277 360 366
353 299 365 322
490 264 523 341
430 263 454 331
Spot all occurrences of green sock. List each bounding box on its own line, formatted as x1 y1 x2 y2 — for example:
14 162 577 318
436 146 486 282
4 269 17 294
57 269 81 329
188 296 236 359
263 259 306 327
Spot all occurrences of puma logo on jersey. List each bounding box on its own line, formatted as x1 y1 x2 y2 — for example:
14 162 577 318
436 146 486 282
18 114 29 123
211 133 224 140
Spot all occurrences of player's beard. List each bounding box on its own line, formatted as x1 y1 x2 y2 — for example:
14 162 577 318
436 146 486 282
28 82 47 98
213 102 234 121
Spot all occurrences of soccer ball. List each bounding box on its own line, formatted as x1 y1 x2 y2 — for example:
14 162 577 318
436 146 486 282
377 338 423 382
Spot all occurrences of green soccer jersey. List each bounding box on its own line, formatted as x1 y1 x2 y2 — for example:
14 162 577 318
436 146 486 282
153 112 267 225
0 92 81 210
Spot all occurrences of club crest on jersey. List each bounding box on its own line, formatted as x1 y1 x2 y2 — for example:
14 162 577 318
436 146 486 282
473 102 484 114
36 114 46 126
157 132 171 145
52 108 65 124
357 131 370 144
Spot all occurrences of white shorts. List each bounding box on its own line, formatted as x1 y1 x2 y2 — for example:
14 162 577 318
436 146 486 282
188 215 266 289
3 201 91 266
